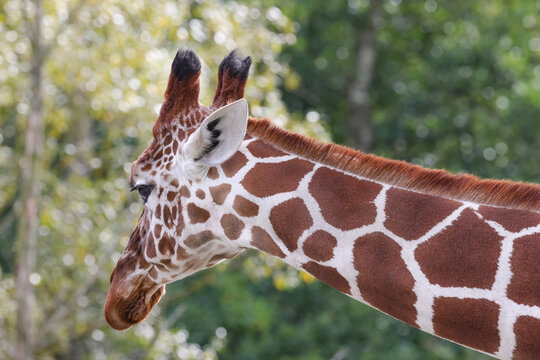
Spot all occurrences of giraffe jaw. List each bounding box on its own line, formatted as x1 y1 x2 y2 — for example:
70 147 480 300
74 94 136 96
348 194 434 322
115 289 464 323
104 282 165 330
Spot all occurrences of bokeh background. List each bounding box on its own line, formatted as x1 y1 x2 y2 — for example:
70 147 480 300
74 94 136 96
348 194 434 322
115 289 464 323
1 0 539 359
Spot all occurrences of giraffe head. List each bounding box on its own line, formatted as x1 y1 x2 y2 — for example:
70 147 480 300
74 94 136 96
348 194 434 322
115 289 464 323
104 49 252 330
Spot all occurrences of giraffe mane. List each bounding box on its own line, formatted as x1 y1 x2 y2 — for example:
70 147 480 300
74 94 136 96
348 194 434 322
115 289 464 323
247 117 540 212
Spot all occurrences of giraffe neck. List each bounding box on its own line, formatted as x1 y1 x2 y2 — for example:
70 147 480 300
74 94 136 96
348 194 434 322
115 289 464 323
227 138 419 320
208 136 540 359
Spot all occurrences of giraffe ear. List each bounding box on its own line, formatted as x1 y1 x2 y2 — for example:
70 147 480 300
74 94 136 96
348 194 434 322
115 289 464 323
183 99 248 173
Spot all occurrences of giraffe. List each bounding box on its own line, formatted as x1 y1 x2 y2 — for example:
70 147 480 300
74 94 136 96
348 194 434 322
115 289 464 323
104 48 540 359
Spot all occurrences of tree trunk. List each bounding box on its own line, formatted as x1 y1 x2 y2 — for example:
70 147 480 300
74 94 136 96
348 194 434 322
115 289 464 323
16 0 43 359
346 0 381 152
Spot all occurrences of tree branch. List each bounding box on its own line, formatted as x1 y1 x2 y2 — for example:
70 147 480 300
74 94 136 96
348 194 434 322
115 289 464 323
345 0 382 151
16 1 44 358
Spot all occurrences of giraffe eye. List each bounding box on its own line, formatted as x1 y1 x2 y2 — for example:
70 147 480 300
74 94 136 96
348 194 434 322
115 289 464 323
131 184 154 203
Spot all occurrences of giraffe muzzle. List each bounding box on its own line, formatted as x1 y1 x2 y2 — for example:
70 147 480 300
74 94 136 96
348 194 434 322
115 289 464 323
104 279 165 330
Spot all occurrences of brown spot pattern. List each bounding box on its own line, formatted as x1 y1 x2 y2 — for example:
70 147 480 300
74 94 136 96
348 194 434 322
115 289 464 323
163 206 173 227
513 316 540 360
507 234 540 307
145 233 156 258
176 244 188 260
270 198 313 252
167 191 177 202
158 234 175 255
187 203 210 223
184 231 215 249
242 159 314 198
309 167 380 231
149 267 158 279
384 188 460 240
478 206 540 232
163 134 172 146
251 226 285 258
354 232 417 325
233 195 259 217
180 186 190 198
247 140 287 158
153 224 162 239
220 214 245 240
175 215 184 237
209 184 231 205
303 230 337 262
415 209 502 289
302 261 351 295
195 189 205 199
207 167 219 179
221 151 248 177
433 297 500 353
155 204 162 220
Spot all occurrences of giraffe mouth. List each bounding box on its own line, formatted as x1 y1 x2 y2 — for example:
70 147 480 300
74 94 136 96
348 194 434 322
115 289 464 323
104 282 165 330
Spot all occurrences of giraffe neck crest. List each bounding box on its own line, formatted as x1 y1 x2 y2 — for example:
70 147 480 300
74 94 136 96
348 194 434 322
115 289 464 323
247 118 540 212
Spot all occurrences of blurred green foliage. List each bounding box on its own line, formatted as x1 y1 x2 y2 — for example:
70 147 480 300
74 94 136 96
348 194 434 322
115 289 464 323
276 0 540 181
0 0 538 359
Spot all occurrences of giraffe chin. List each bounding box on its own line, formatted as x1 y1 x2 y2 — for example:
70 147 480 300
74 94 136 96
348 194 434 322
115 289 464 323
104 284 165 330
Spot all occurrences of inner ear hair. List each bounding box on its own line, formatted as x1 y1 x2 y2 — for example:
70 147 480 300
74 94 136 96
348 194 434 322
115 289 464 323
195 118 222 161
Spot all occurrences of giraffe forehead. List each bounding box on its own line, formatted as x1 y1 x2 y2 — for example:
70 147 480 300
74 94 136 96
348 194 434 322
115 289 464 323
131 106 217 181
156 105 214 140
130 137 181 184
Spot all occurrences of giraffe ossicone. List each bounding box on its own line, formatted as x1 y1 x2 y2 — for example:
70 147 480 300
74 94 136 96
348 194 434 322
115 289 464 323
104 48 540 360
